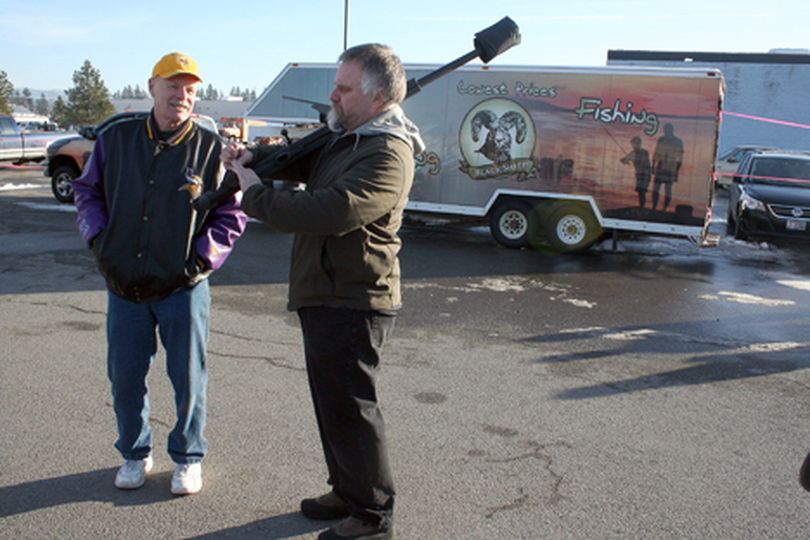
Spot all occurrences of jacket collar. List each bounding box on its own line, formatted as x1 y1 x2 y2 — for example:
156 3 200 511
145 112 195 146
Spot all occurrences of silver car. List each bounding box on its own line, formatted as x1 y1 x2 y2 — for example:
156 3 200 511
715 145 777 188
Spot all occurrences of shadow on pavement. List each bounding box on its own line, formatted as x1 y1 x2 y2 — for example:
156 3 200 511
555 349 806 400
0 468 174 516
525 317 810 399
0 468 326 538
186 513 328 539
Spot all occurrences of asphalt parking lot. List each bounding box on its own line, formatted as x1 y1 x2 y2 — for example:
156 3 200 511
2 166 810 539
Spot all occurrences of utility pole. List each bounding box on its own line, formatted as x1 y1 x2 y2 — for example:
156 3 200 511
343 0 350 50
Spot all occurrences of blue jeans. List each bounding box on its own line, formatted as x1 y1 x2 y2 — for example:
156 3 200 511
106 280 210 464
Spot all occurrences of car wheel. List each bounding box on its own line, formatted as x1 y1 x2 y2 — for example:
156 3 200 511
489 199 537 249
51 165 79 203
727 203 749 240
733 215 748 241
725 206 736 236
544 203 602 253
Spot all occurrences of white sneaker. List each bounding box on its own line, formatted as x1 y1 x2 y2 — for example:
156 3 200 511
171 463 202 495
114 455 154 489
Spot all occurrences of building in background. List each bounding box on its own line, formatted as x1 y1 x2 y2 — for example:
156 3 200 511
607 49 810 154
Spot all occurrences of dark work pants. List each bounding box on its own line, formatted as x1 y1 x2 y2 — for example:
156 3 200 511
298 306 396 527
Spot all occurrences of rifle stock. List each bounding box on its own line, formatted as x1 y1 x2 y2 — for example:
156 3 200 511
193 16 520 212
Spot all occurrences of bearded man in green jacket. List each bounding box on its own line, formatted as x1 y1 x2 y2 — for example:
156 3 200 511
224 43 423 540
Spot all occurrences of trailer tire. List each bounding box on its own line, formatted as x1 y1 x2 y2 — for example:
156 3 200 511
51 164 79 203
545 203 601 253
489 200 537 249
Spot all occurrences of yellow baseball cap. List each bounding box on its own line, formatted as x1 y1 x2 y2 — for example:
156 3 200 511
151 52 202 82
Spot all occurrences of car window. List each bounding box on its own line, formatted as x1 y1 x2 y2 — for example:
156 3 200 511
750 157 810 185
0 117 17 135
729 149 745 162
786 161 810 181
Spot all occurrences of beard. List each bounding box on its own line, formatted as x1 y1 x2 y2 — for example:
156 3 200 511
327 106 342 131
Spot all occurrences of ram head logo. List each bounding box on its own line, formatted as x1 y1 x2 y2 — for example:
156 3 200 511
470 110 527 165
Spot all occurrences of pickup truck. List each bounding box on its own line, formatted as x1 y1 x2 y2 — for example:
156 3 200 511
0 114 70 164
45 111 219 203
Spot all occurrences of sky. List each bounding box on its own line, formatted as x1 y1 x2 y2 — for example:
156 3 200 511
1 0 808 98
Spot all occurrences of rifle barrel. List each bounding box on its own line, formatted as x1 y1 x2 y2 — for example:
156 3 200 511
193 16 520 212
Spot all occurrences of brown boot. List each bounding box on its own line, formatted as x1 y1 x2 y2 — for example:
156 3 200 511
317 516 392 540
301 491 351 520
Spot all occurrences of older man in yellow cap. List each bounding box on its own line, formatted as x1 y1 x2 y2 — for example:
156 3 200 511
150 52 202 133
73 52 247 495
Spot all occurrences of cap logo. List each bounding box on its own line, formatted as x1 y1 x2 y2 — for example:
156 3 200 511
152 52 201 81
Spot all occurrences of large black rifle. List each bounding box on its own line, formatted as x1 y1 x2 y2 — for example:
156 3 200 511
193 16 521 212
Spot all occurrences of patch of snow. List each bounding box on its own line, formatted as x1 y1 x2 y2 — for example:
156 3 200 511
15 201 76 212
1 183 46 191
699 290 794 306
562 298 596 308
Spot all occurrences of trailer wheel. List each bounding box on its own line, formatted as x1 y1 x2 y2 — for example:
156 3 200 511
51 165 79 203
489 200 537 249
545 203 601 253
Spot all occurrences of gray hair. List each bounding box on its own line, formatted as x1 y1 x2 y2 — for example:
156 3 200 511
339 43 407 106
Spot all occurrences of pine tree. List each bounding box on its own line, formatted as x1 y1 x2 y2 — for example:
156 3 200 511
34 93 50 116
61 60 116 126
241 88 256 101
22 88 34 111
50 96 69 127
0 71 13 115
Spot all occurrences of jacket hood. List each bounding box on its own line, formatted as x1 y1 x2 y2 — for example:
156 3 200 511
348 105 425 156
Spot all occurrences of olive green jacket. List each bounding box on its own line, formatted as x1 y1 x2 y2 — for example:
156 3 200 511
242 105 424 312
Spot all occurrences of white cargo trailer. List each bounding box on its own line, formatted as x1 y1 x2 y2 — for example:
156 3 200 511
248 63 724 252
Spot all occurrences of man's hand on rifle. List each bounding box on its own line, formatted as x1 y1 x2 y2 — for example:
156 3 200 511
221 143 261 193
221 142 252 169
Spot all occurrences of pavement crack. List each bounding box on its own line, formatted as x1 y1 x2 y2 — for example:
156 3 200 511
486 440 569 505
209 349 304 371
0 297 105 316
484 488 529 519
63 303 106 316
151 416 172 429
771 375 810 392
211 329 300 347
